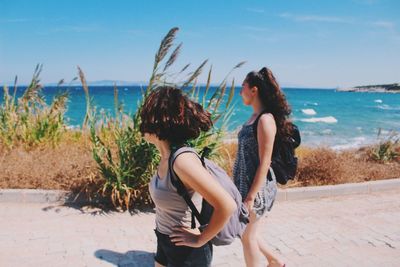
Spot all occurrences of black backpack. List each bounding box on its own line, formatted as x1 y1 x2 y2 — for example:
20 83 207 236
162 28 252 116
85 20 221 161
253 113 301 185
168 146 249 246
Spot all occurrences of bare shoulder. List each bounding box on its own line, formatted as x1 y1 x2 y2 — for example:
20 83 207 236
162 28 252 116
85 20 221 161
258 113 276 129
173 151 202 174
172 150 213 190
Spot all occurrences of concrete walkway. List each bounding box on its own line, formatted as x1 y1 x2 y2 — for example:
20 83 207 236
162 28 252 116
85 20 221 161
1 189 399 267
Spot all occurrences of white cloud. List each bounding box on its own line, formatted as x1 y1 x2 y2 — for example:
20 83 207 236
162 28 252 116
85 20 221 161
280 13 355 24
371 21 400 41
371 21 395 30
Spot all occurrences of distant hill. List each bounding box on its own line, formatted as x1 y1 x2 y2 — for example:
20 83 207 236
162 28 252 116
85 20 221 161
47 80 147 86
0 80 148 87
337 83 400 93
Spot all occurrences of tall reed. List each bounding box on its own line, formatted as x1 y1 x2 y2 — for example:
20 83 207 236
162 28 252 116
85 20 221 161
0 64 70 148
83 27 244 210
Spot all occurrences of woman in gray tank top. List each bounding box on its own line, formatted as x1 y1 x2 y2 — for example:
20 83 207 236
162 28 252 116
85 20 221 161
140 86 237 267
233 67 293 267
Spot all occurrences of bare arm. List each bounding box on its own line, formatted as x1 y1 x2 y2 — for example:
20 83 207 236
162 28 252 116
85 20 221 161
244 114 276 209
169 152 237 247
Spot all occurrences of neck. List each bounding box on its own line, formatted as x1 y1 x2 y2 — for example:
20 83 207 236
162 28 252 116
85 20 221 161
251 98 265 115
155 141 171 161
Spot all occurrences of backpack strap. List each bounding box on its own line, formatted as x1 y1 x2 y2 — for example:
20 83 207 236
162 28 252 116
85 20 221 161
168 146 207 227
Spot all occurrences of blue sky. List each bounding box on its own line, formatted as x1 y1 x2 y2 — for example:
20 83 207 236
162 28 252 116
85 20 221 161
1 0 399 87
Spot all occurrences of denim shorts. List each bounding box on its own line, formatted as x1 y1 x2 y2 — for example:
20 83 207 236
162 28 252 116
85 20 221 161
154 229 213 267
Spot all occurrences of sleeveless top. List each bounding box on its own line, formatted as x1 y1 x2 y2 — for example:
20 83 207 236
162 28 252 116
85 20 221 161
233 122 277 217
149 167 202 235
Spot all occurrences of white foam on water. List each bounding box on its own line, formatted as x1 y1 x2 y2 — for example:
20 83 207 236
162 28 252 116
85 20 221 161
301 109 317 115
321 129 332 135
377 129 391 135
298 130 315 136
304 102 319 106
331 136 370 151
374 99 383 103
66 125 81 130
376 104 400 111
300 116 338 124
376 104 390 110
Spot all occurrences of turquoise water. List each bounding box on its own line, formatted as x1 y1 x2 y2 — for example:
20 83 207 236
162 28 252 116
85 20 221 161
2 86 400 149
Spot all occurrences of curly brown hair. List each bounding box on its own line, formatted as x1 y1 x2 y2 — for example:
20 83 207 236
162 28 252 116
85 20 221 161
139 86 213 144
245 67 293 138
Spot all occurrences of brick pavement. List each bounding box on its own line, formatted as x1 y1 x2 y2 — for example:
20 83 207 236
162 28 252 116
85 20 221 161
0 189 399 267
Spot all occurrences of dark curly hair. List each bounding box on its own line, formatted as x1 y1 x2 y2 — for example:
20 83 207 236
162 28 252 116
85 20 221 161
245 67 293 139
139 86 213 145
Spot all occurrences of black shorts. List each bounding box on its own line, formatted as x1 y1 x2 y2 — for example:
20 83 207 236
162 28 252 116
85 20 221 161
154 229 213 267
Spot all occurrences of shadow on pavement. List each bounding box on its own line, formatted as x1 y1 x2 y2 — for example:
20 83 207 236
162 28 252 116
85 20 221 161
95 249 154 266
41 202 156 216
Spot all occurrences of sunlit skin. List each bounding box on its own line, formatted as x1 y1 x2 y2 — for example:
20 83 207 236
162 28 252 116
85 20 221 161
239 79 284 267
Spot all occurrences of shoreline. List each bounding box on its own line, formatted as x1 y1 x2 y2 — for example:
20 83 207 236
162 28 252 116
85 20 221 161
337 83 400 93
221 136 382 151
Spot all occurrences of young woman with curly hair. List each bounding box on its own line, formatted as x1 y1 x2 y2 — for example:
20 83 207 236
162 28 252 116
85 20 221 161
140 86 237 267
233 67 292 267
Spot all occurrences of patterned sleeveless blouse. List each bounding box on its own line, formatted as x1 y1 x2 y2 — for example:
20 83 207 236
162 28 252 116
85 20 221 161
233 122 277 217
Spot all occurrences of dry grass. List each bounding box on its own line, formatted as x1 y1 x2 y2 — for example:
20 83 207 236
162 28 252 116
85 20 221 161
217 142 400 188
215 141 238 177
0 132 101 191
1 138 399 194
287 146 400 187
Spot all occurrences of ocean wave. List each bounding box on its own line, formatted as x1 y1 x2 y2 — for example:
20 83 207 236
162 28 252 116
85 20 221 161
376 104 400 111
300 130 315 136
301 109 317 115
321 129 333 135
331 136 372 151
374 99 383 103
300 116 338 124
304 102 318 106
66 125 81 130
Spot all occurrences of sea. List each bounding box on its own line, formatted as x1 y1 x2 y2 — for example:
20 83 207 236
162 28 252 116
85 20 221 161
2 85 400 150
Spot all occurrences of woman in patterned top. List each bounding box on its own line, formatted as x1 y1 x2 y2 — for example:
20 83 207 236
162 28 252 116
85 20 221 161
233 67 293 267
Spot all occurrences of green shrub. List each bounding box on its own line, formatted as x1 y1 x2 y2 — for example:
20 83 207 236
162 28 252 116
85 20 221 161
370 133 399 163
0 65 70 148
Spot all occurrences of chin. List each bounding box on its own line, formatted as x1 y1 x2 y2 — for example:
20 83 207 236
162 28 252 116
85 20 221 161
243 100 251 106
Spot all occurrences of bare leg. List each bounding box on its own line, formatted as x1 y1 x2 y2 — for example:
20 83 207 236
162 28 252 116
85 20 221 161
241 211 263 267
241 211 284 267
258 238 284 267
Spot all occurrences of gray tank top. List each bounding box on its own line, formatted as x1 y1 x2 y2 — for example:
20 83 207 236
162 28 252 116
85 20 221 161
149 168 202 235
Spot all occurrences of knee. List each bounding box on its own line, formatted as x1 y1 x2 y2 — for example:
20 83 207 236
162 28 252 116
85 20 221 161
241 231 255 246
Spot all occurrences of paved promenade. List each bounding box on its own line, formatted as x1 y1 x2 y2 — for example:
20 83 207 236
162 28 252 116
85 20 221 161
1 189 399 267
